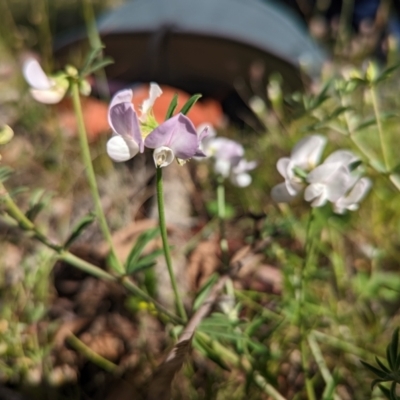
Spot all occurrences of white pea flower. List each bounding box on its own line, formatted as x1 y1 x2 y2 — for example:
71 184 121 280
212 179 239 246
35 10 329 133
271 135 327 202
22 58 69 104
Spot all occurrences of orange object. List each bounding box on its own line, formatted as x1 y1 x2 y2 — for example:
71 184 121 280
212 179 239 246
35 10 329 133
57 84 224 142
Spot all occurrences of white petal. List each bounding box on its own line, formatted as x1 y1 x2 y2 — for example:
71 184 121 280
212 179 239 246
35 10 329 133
141 82 163 117
197 123 216 138
285 179 304 196
324 150 358 168
153 146 174 168
306 162 344 184
232 159 257 174
291 135 327 169
347 177 372 203
29 87 65 104
106 135 139 162
230 172 251 187
304 183 325 202
276 157 290 178
23 58 52 90
334 177 372 213
271 182 297 203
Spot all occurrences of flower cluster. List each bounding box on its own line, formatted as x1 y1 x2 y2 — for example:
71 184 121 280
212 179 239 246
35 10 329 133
271 135 371 213
199 126 257 187
107 84 208 168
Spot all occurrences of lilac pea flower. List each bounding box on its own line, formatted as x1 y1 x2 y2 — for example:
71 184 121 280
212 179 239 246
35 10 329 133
106 89 144 162
304 162 351 207
144 114 208 168
333 177 372 214
23 58 68 104
271 135 327 202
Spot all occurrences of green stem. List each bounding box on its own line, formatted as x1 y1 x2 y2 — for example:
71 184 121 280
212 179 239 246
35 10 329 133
370 84 390 171
67 334 118 373
217 180 229 265
156 167 187 321
308 332 341 400
298 210 316 400
70 81 124 274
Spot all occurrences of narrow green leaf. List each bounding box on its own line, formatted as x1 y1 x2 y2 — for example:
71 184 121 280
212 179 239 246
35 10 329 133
379 384 392 400
375 357 391 374
387 344 395 370
64 212 96 248
165 93 178 120
25 189 52 222
390 381 398 400
80 46 104 75
192 273 218 311
360 360 389 379
354 117 376 132
0 166 13 183
125 227 160 274
179 94 202 115
390 328 399 368
83 57 114 76
128 249 164 274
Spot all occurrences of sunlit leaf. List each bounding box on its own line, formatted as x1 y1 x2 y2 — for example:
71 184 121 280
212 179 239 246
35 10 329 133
165 93 178 120
179 94 202 115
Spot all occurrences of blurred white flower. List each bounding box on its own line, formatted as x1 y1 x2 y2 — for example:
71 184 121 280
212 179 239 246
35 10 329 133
271 135 327 202
333 177 372 214
304 162 351 207
22 58 68 104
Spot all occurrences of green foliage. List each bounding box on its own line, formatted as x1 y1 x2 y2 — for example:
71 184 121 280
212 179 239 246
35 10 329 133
361 328 400 399
125 227 161 274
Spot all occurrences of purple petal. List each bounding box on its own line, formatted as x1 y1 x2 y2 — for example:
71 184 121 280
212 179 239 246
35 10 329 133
145 114 200 159
108 90 143 152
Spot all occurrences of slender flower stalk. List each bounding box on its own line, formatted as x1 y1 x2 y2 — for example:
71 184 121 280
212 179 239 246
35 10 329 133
298 209 317 400
370 84 390 171
217 180 229 265
70 80 124 275
156 167 187 321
